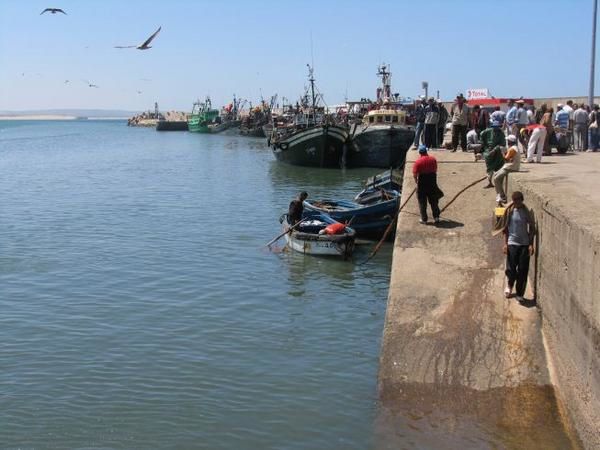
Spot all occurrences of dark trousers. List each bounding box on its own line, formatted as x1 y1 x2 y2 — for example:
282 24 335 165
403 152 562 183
424 124 437 148
418 191 440 221
451 124 467 151
414 122 424 146
505 245 530 297
438 126 445 147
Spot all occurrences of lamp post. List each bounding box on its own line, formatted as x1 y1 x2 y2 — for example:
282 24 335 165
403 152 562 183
590 0 598 107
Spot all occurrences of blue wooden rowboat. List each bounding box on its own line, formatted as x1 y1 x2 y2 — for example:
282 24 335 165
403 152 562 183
354 168 402 204
302 193 399 239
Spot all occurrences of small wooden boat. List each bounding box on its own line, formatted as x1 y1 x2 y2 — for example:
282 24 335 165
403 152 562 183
280 213 355 258
303 193 399 239
354 168 402 204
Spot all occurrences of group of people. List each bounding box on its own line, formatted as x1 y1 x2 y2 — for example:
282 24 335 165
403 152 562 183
412 143 536 304
414 94 600 155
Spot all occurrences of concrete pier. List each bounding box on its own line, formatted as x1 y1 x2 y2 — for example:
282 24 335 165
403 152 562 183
507 155 600 449
378 151 591 448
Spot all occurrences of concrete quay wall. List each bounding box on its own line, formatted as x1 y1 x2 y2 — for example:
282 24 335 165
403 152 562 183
377 151 580 448
507 157 600 449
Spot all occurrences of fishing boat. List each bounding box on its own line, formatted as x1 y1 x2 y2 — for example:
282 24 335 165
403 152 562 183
208 95 242 133
268 66 350 168
187 97 219 133
347 64 415 168
280 213 355 258
240 97 274 137
303 192 399 239
354 168 402 204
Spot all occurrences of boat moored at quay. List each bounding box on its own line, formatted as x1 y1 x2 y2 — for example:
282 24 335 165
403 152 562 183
268 66 350 168
280 213 356 258
348 64 415 168
187 97 220 133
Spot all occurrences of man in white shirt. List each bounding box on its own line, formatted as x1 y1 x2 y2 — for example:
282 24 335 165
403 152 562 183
466 128 482 160
573 104 589 151
563 100 575 146
515 100 529 152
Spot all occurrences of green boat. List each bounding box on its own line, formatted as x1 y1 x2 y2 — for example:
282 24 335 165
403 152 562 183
187 97 219 133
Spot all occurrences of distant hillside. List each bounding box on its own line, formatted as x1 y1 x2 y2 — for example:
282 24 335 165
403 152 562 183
0 109 140 118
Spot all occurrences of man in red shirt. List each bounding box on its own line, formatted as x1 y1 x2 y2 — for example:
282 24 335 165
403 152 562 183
413 145 443 224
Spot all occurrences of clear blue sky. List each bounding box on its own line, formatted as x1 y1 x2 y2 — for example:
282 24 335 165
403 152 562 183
0 0 598 111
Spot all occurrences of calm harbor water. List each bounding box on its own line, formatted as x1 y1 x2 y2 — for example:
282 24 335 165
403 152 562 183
0 120 393 449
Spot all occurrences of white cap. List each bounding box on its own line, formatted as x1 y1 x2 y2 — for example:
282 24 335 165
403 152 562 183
557 103 564 107
507 134 517 143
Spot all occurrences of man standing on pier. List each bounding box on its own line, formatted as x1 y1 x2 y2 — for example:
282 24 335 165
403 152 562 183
413 145 443 224
496 191 536 303
480 120 506 186
450 94 469 152
424 97 440 148
413 97 427 149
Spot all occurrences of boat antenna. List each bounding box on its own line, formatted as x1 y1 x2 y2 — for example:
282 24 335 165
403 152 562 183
310 30 315 71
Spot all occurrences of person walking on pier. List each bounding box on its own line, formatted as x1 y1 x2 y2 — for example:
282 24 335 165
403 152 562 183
450 94 469 152
496 191 536 302
413 145 443 224
288 191 308 225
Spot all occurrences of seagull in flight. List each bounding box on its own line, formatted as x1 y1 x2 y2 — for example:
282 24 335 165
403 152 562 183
136 90 143 94
40 8 67 15
64 79 70 84
114 26 161 50
82 80 99 88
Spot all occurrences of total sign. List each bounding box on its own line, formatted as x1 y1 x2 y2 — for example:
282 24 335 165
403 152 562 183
466 88 489 100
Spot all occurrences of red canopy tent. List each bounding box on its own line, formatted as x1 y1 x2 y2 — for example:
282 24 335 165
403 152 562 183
466 97 534 107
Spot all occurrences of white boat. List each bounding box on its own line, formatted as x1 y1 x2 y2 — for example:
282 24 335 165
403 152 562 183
280 213 355 258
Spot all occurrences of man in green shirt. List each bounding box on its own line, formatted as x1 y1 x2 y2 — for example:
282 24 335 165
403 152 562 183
481 120 506 187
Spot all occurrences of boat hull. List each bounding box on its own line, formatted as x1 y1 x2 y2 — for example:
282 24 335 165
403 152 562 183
156 120 188 131
271 125 349 168
240 126 266 137
349 125 414 168
282 214 355 258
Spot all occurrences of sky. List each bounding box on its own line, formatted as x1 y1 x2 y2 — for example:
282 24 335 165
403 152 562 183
0 0 598 112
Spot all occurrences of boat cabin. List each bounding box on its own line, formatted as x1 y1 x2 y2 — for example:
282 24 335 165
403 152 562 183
363 109 407 126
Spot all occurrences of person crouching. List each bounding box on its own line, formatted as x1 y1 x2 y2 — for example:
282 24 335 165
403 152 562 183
492 134 521 205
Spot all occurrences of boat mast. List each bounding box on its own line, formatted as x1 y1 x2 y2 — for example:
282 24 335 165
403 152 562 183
377 63 392 106
307 64 317 123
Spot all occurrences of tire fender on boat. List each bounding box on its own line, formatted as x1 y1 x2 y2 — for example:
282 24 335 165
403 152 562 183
279 142 289 150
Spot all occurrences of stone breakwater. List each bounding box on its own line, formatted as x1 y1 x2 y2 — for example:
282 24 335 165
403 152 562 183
127 110 187 127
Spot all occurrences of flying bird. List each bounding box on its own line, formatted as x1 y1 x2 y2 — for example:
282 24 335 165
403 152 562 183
64 79 70 84
40 8 67 15
82 80 99 88
136 91 143 94
114 26 161 50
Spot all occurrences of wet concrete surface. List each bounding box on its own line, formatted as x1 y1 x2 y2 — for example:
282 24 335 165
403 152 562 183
378 151 581 448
